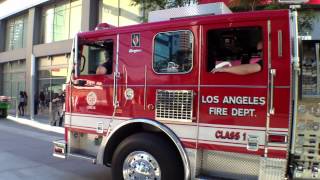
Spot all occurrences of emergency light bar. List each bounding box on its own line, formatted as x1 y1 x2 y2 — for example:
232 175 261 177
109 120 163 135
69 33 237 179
148 2 232 23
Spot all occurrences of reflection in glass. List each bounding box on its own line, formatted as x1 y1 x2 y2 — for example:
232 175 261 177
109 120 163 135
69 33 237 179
153 31 193 73
52 55 69 65
37 55 68 120
51 68 68 78
39 70 51 79
5 14 28 50
100 0 141 26
41 0 82 43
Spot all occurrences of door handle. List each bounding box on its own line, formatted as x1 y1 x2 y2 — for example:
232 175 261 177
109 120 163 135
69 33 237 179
269 69 276 115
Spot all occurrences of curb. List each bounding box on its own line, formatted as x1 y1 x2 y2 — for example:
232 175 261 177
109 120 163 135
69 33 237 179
7 115 64 134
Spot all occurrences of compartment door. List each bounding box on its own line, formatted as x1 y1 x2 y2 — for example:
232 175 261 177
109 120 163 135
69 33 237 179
268 17 291 159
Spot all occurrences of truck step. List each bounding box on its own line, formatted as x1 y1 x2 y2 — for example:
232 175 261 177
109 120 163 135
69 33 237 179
68 153 97 164
195 175 236 180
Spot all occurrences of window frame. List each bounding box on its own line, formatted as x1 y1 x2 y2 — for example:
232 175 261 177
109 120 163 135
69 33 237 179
206 26 263 73
152 30 194 75
79 39 114 76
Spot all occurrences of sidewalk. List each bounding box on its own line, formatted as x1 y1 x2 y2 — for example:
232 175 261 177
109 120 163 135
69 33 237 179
7 115 64 134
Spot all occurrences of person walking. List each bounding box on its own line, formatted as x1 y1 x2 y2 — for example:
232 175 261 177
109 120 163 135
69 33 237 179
50 90 65 126
18 91 25 116
39 91 45 112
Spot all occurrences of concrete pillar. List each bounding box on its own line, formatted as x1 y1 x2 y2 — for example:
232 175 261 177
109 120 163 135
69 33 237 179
81 0 99 31
25 7 41 119
0 20 5 52
0 20 5 94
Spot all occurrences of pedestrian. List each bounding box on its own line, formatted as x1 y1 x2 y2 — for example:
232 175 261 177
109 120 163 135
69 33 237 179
34 95 38 115
18 91 25 116
50 90 65 126
58 91 65 126
23 91 28 107
39 91 45 112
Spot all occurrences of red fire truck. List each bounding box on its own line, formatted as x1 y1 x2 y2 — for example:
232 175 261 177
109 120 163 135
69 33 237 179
53 3 319 179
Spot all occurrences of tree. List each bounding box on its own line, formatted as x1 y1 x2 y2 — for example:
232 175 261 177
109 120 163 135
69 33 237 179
298 9 318 36
131 0 318 35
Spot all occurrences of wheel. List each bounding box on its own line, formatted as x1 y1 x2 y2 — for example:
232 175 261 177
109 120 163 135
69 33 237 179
111 133 184 180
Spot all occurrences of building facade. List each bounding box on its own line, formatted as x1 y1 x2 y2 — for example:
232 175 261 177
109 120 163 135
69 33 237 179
0 0 142 121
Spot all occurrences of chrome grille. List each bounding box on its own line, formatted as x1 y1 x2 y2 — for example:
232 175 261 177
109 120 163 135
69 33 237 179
155 90 193 122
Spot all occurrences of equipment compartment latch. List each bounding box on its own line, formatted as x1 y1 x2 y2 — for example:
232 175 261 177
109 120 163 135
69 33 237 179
247 135 259 151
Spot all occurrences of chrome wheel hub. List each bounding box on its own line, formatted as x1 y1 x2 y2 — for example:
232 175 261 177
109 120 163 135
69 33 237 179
123 151 161 180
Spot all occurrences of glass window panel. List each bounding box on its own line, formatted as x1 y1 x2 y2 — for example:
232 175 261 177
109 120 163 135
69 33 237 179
38 79 51 102
13 18 24 49
12 72 26 82
53 3 70 42
39 70 51 78
119 0 141 26
43 7 54 43
38 57 51 67
3 73 10 82
5 14 27 50
100 0 141 26
51 68 68 78
153 31 193 74
2 81 11 97
11 60 26 71
52 55 68 65
206 27 263 72
3 63 11 72
11 72 26 99
81 41 114 75
71 0 81 7
69 2 81 38
51 79 66 98
100 0 120 27
5 20 14 50
23 15 28 48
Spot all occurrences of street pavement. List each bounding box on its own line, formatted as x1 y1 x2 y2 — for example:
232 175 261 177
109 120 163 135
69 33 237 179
0 118 111 180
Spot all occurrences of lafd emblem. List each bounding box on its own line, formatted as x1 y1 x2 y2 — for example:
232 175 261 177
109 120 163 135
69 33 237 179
86 92 97 106
131 33 140 47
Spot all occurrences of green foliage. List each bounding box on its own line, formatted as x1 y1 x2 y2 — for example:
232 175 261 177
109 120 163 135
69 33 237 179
131 0 317 35
298 10 318 35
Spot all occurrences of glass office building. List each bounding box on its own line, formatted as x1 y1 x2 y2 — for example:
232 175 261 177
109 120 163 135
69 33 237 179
0 0 142 124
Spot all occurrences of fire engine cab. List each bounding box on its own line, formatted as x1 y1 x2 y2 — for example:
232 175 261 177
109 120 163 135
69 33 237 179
53 2 319 180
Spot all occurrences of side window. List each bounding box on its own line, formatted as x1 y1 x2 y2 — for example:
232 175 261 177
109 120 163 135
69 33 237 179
80 40 113 75
207 27 263 75
153 30 193 74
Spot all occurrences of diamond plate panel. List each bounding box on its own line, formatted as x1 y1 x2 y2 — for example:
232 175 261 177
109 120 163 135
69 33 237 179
201 150 260 180
259 158 287 180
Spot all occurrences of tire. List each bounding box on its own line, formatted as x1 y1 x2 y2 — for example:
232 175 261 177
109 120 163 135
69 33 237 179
111 133 184 180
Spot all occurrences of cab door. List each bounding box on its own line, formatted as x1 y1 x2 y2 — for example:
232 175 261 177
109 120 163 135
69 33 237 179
199 21 269 157
69 36 116 134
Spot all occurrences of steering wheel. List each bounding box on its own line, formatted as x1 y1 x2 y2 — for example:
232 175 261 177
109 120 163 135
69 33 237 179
215 61 232 69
